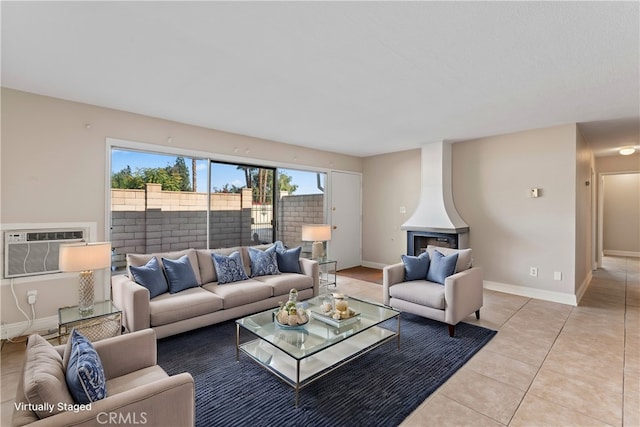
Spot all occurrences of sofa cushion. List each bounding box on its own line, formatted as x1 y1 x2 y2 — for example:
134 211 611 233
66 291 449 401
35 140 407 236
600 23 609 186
426 250 459 285
274 241 302 274
254 272 314 297
128 249 202 285
65 330 107 404
23 334 75 418
149 287 224 327
212 251 250 284
389 281 445 309
162 255 199 293
203 280 273 309
426 245 473 273
248 245 280 277
129 257 169 298
402 252 430 281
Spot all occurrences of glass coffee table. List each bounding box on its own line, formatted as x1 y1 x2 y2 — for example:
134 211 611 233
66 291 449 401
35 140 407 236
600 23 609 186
235 295 401 406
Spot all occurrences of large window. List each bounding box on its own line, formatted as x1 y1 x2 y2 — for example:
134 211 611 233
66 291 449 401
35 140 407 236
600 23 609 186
276 169 326 254
110 149 209 270
209 161 276 248
110 147 327 270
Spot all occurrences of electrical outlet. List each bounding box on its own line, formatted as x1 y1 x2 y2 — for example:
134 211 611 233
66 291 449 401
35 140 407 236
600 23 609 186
529 267 538 277
27 290 37 305
554 271 562 281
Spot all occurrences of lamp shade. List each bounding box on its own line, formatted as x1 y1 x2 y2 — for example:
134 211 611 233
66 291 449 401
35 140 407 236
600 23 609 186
59 242 112 272
301 224 332 242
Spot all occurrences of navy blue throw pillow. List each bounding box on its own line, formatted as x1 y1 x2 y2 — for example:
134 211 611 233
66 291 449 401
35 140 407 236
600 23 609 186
426 250 459 285
162 255 199 293
129 257 169 298
65 330 107 404
274 241 302 274
401 252 430 281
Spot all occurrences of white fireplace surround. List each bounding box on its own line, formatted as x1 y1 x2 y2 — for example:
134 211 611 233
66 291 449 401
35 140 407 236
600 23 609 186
401 141 469 234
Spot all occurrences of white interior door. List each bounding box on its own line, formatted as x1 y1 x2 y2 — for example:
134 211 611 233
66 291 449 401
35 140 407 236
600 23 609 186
328 171 362 270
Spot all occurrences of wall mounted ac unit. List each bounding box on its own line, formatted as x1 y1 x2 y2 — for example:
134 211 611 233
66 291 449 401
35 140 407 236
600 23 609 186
3 229 87 279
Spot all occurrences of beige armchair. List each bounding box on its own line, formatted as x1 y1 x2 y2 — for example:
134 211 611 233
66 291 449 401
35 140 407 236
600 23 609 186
383 246 483 337
12 329 194 427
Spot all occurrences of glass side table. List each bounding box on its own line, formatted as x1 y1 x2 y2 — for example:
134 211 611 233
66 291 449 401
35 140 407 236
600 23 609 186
58 300 122 344
314 257 337 291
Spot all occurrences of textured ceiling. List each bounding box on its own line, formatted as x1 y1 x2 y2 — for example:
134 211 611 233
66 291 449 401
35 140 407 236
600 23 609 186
2 1 639 157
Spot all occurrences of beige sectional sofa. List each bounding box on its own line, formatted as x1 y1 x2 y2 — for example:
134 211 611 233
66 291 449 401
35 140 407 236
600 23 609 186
112 245 319 339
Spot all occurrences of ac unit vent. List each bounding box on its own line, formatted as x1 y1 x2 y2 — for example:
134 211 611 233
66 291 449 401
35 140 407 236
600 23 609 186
4 229 87 278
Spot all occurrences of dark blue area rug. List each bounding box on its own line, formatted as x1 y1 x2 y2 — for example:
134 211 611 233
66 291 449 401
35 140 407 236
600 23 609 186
157 313 496 427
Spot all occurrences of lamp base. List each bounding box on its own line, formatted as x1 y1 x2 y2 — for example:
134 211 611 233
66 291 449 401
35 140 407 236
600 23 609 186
78 271 95 315
311 241 324 259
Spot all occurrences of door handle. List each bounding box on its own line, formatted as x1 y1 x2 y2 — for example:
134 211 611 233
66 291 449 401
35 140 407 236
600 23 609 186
333 226 337 230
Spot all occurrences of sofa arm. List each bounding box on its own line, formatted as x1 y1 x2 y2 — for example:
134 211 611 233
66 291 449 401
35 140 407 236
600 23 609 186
111 274 151 333
299 258 319 296
382 263 405 305
26 373 195 427
93 329 157 380
444 267 484 325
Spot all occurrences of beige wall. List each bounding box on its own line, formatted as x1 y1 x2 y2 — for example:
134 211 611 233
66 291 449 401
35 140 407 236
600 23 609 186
452 124 578 297
363 124 585 301
603 173 640 254
595 153 640 259
0 88 362 329
362 149 421 267
575 127 596 293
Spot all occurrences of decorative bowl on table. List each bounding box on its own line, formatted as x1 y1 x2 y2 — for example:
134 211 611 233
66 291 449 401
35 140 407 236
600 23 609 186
274 289 309 328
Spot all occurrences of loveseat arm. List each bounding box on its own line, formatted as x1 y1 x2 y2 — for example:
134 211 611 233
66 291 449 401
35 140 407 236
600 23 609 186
382 262 405 305
111 274 151 333
299 258 320 296
444 266 484 325
93 329 157 380
24 373 195 427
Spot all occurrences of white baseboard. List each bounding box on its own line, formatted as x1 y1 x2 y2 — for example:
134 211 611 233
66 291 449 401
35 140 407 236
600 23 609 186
484 281 577 306
603 250 640 258
1 315 58 340
360 261 385 270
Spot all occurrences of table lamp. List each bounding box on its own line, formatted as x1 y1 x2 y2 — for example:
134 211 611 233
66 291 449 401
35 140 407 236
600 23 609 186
301 224 331 259
59 242 112 314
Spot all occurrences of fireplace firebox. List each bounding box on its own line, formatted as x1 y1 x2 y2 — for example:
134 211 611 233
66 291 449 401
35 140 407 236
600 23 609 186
407 230 468 256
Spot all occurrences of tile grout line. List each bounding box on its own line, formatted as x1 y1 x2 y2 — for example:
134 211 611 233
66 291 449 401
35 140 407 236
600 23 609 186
504 301 574 426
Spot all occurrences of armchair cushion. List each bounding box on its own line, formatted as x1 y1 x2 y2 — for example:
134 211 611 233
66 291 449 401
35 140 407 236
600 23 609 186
22 334 74 418
426 245 473 273
65 330 107 404
401 252 430 281
426 250 459 285
389 281 445 309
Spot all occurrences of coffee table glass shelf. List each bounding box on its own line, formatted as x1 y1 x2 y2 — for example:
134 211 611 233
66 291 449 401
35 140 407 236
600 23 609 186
236 295 400 406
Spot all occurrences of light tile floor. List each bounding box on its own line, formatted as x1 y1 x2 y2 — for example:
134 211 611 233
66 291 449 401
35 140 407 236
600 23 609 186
336 256 638 427
1 256 638 426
